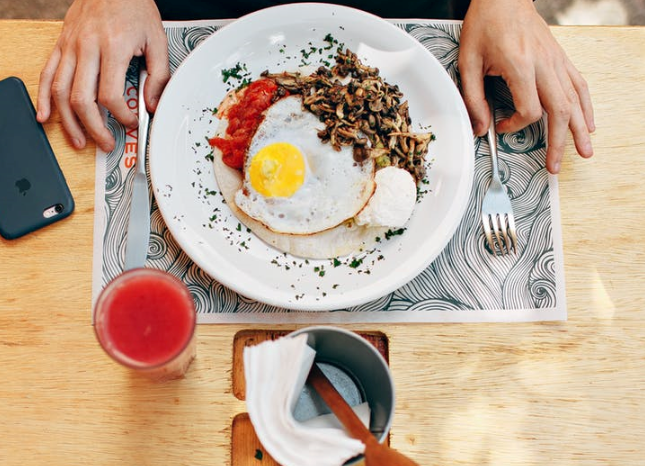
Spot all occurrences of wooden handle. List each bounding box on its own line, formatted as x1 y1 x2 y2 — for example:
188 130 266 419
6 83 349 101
306 363 375 444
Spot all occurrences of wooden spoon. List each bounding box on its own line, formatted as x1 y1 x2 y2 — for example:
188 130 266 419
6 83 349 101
306 363 420 466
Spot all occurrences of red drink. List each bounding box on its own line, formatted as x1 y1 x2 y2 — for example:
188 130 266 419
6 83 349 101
94 268 196 380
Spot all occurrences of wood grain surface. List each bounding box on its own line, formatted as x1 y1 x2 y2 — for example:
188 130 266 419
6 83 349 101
232 329 388 400
1 21 645 466
232 413 281 466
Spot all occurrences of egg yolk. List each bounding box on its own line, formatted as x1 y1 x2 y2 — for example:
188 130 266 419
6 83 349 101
248 142 305 197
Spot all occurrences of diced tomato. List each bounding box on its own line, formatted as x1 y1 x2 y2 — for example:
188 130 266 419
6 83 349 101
210 79 282 170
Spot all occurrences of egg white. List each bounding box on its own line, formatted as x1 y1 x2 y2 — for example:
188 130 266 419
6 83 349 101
235 96 375 235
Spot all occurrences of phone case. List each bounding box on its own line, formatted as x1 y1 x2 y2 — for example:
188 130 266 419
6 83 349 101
0 76 75 240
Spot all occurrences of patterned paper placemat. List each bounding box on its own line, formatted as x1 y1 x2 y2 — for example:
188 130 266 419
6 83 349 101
92 20 566 323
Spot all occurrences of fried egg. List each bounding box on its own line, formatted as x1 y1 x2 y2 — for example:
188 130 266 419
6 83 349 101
235 96 375 235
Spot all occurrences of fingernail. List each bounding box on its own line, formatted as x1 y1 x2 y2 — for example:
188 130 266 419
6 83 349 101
552 161 561 173
72 138 82 149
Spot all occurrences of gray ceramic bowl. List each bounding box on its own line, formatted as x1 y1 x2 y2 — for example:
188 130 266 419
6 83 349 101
289 326 395 451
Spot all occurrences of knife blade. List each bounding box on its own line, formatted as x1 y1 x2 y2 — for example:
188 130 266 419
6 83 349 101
124 65 150 270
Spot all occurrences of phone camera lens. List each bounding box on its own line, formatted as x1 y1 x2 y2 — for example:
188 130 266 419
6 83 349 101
55 204 63 214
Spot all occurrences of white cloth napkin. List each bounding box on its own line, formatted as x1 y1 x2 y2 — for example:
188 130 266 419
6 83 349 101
244 333 367 466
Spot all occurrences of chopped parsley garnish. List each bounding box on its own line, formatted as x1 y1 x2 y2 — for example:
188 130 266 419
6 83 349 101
221 62 249 83
385 228 406 240
300 46 319 59
236 78 252 91
349 258 363 268
323 33 343 52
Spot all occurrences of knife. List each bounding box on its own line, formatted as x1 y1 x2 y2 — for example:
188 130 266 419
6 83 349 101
124 65 150 270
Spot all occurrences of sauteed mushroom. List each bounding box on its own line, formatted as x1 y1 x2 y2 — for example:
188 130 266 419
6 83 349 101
262 48 434 182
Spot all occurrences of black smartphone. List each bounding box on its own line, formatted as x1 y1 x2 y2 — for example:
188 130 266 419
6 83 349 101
0 76 74 240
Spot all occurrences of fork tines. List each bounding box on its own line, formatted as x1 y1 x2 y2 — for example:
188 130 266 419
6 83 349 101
482 212 517 255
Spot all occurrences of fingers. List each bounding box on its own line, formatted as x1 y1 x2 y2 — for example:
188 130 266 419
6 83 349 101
554 61 593 160
52 51 88 149
495 67 543 135
458 52 489 136
43 40 138 153
71 43 117 152
98 50 139 130
481 52 593 174
143 29 170 114
37 46 61 123
537 70 569 174
537 59 593 174
37 0 169 153
567 59 595 133
458 0 594 174
561 83 593 161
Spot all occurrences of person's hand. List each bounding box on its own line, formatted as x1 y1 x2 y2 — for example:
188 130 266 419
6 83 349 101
37 0 170 152
458 0 595 174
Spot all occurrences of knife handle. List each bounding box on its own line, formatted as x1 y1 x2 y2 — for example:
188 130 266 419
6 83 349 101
137 66 150 177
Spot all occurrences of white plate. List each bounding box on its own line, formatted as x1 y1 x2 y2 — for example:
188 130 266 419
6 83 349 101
149 4 474 311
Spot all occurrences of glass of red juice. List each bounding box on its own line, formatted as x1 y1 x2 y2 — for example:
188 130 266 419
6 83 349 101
94 268 197 381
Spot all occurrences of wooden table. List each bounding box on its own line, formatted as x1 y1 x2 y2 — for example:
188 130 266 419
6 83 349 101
1 20 644 466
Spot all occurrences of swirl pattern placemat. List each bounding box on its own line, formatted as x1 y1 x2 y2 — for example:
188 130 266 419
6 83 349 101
91 20 566 323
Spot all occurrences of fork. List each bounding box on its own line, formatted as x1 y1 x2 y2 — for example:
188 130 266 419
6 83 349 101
481 86 518 255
